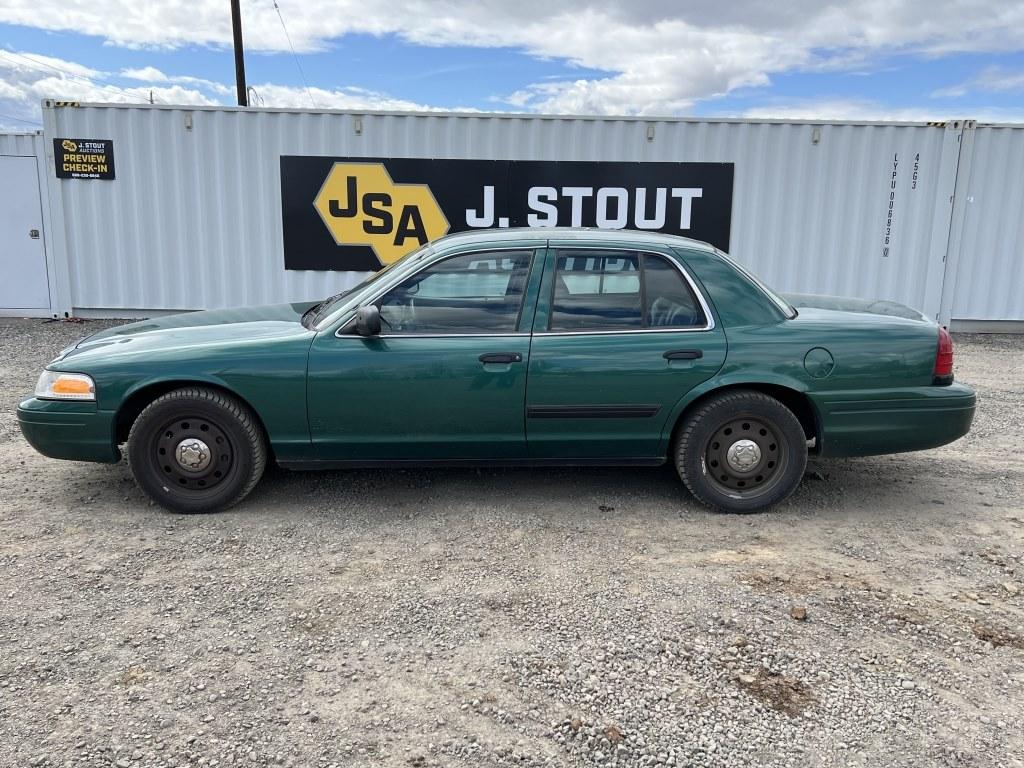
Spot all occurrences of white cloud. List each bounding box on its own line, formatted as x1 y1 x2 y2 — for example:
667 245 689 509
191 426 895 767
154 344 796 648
0 52 216 128
933 66 1024 98
2 1 1024 115
120 65 169 82
0 46 442 130
119 66 232 96
740 98 1024 124
246 83 435 111
1 49 104 79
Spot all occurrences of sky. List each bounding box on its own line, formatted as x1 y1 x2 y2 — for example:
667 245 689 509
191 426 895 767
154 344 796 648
2 1 1024 131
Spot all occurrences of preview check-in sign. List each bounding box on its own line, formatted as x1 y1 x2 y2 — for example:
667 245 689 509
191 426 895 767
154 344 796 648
280 156 734 271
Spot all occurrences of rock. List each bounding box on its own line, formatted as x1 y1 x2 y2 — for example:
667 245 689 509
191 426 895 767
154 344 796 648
1002 582 1019 596
790 605 808 621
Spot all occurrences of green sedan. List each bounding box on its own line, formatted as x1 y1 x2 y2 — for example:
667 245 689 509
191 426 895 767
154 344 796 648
17 229 975 514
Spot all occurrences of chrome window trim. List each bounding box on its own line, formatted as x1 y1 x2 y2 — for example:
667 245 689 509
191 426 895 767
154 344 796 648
333 245 539 338
316 243 437 331
538 246 716 336
331 242 717 339
339 332 532 339
533 327 709 337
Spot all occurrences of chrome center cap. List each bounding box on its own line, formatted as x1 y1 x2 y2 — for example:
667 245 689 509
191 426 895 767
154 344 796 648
726 439 761 472
175 438 211 472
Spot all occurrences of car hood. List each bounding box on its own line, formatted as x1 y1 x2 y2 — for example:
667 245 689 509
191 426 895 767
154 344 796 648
783 292 929 322
56 302 318 362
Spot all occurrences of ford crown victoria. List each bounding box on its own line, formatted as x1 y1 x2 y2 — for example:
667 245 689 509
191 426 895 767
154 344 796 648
17 229 976 514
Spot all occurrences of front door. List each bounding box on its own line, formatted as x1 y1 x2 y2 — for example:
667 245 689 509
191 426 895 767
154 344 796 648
0 155 50 312
525 246 727 459
307 247 542 461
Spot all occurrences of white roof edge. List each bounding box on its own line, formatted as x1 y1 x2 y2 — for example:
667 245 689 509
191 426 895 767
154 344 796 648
431 227 717 252
39 100 1009 129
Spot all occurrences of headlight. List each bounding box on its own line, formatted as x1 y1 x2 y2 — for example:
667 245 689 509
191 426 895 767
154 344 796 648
35 370 96 401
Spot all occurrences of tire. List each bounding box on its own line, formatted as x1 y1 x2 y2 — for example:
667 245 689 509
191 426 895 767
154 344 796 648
674 390 807 514
127 387 267 513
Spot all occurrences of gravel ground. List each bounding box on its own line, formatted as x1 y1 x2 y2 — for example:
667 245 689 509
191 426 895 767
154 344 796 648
0 317 1022 768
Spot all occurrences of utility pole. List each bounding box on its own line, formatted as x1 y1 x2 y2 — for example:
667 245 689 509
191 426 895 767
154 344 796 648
230 0 248 106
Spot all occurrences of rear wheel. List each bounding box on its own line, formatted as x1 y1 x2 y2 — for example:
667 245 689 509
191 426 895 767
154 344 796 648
675 390 807 513
127 387 266 513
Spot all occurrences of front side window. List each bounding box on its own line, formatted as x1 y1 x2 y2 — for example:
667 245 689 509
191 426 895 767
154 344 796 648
378 250 532 334
549 250 706 331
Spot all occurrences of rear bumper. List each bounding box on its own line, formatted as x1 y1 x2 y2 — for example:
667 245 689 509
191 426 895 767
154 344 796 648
16 397 120 463
812 383 976 458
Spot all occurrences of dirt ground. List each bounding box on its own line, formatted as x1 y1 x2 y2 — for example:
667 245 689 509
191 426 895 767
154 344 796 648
0 317 1021 768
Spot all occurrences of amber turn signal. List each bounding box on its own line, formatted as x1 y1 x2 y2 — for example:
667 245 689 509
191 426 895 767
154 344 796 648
35 370 96 401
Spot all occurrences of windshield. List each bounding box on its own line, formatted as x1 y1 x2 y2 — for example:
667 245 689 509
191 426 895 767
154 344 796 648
305 244 432 328
715 250 798 319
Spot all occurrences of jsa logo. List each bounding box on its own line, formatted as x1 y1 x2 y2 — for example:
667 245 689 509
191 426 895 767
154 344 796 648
314 163 449 265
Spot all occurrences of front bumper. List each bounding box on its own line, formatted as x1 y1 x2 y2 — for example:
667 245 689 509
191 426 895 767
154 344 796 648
812 382 976 458
17 397 120 463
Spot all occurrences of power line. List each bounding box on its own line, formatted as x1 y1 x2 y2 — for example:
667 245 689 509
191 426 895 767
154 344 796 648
1 49 152 102
272 0 317 109
0 111 42 127
0 49 158 104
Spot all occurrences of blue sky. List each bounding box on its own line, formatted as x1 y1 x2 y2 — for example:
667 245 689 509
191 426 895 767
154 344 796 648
2 1 1024 130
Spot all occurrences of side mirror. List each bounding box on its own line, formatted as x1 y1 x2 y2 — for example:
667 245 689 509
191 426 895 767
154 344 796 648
355 305 382 336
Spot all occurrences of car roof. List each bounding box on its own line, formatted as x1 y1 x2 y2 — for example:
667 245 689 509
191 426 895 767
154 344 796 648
429 227 718 253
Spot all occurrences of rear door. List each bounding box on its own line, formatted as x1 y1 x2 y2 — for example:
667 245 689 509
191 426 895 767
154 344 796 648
525 246 727 459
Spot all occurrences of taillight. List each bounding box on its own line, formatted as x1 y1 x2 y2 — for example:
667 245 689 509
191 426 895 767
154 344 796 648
933 327 954 385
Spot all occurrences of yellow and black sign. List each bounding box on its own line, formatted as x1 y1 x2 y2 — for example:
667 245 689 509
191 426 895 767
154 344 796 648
281 156 734 271
313 162 450 265
54 138 115 180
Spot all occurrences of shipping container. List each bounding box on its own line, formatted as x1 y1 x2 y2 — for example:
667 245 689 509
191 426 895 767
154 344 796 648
1 103 1019 327
0 131 56 315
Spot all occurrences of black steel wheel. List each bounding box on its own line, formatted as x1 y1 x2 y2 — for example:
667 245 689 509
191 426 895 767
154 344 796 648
675 390 807 513
152 416 234 492
127 387 266 513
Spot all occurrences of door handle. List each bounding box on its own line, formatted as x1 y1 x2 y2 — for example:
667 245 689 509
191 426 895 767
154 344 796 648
479 352 523 364
663 349 703 360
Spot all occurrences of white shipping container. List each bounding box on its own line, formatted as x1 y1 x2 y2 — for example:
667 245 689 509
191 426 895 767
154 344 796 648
941 123 1024 325
4 103 1020 325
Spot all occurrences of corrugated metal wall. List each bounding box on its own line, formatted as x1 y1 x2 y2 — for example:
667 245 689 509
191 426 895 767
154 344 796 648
1 131 59 317
945 125 1024 321
26 105 1024 322
0 131 44 157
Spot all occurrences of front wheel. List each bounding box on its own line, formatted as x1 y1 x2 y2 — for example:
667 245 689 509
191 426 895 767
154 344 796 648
675 390 807 513
127 387 267 513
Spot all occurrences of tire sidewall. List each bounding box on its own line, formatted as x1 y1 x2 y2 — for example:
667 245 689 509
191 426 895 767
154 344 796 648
128 394 258 513
677 393 807 513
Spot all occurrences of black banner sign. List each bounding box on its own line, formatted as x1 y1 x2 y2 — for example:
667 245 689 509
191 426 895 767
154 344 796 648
54 138 115 180
281 156 733 271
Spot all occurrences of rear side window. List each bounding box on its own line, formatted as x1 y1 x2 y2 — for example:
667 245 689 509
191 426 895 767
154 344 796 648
642 253 706 328
550 251 641 330
549 250 706 331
